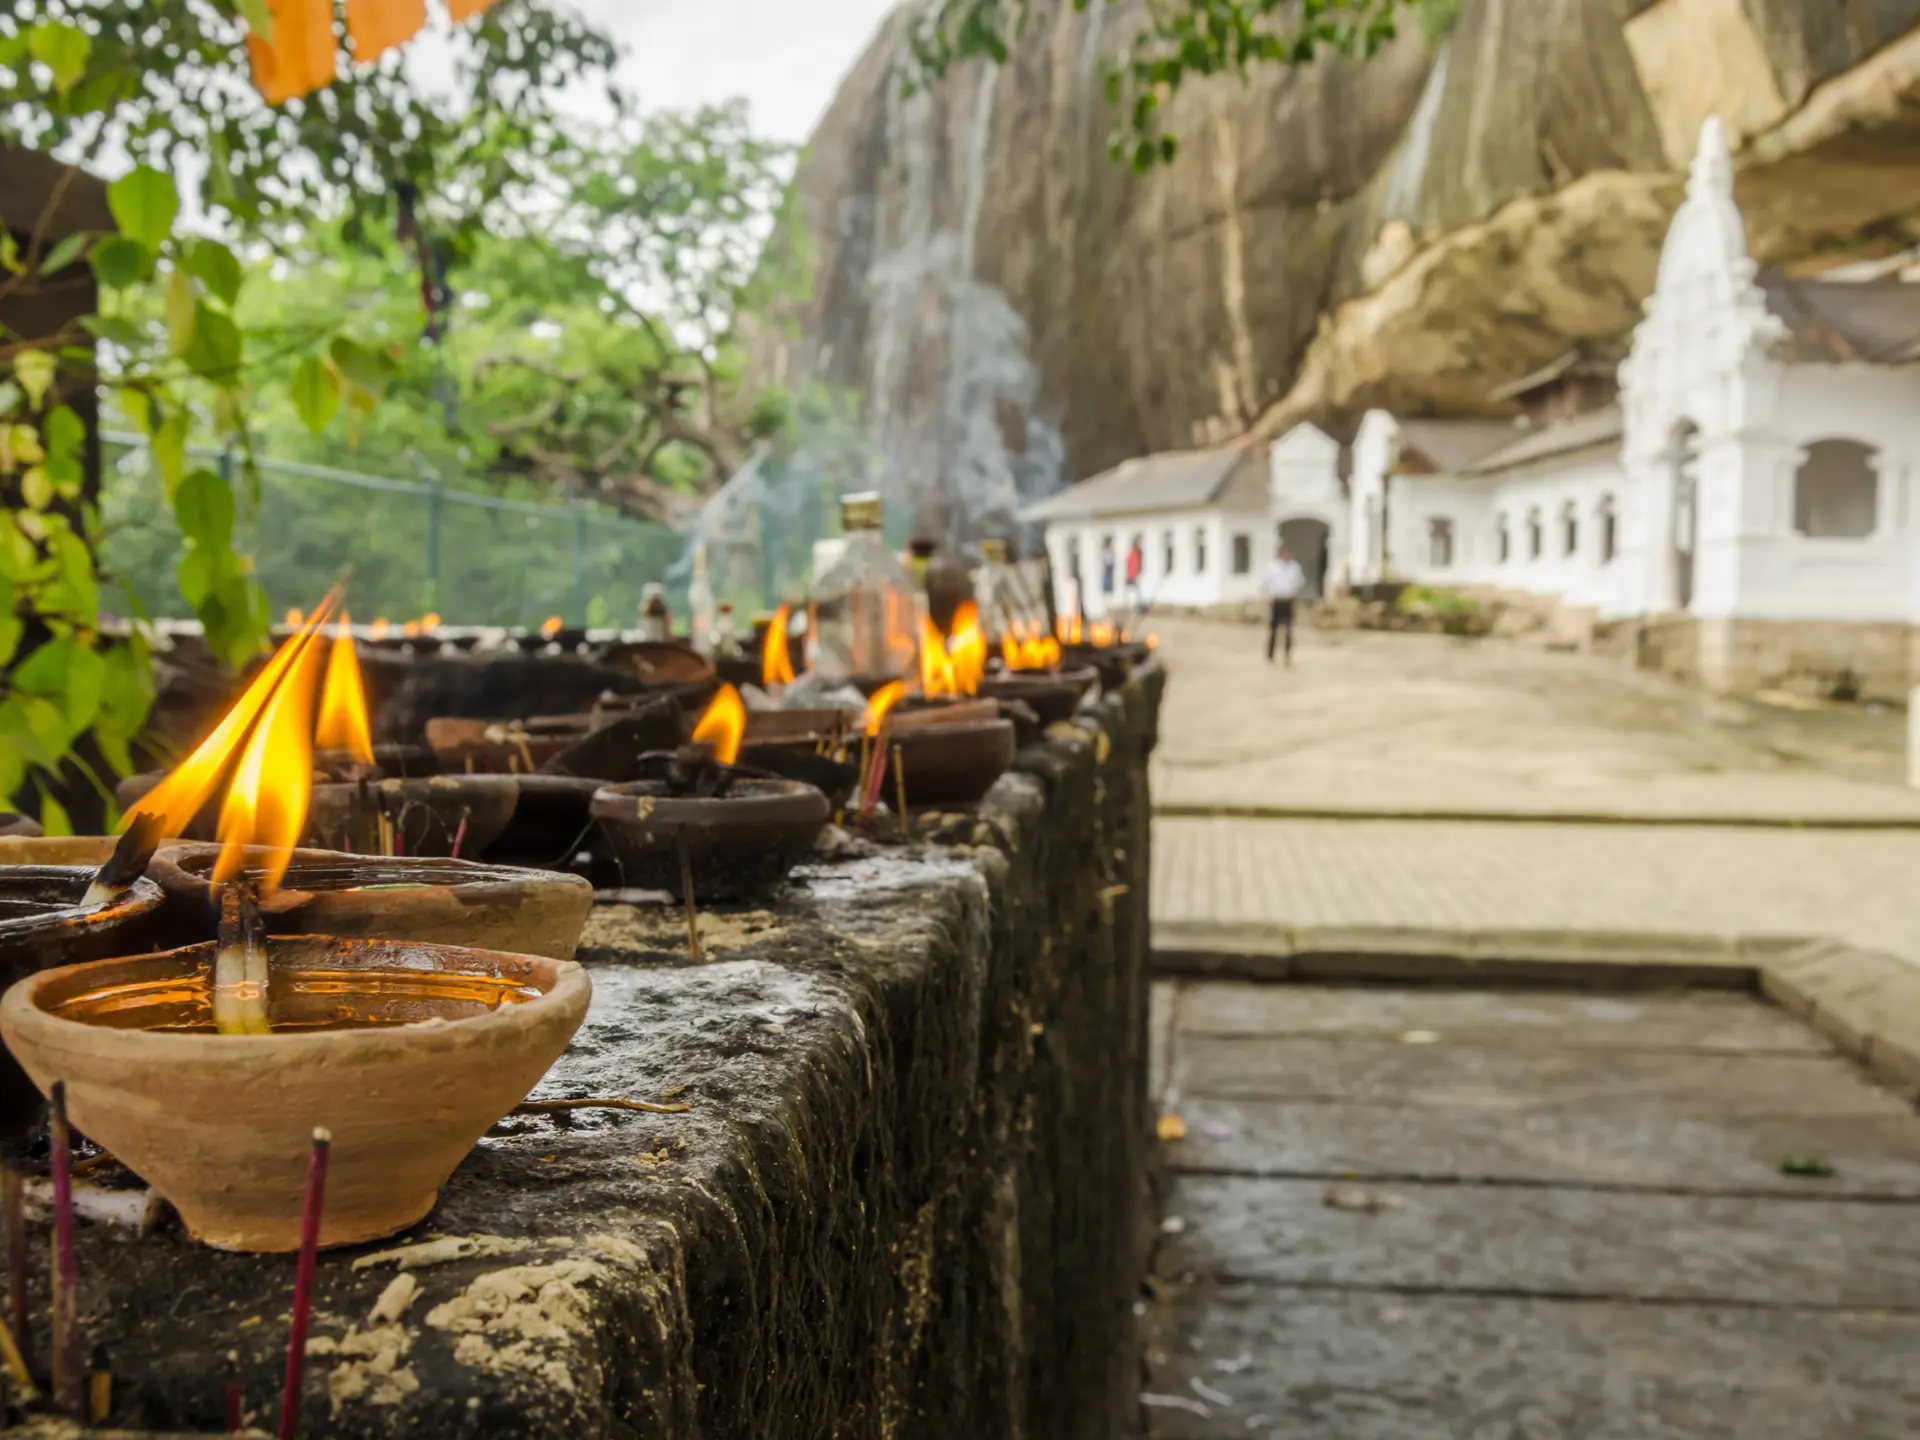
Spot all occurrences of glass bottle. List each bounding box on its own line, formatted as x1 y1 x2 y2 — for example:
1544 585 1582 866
712 602 742 659
808 492 917 683
976 538 1042 642
687 543 717 654
637 583 672 642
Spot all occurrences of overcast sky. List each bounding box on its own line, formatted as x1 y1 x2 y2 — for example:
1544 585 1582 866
570 0 900 142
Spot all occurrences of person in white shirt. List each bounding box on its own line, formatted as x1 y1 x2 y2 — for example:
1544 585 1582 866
1260 545 1307 666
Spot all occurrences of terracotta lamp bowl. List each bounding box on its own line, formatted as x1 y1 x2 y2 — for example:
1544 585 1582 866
148 845 594 961
0 936 591 1251
306 775 521 859
736 745 862 809
1062 641 1149 690
0 813 40 839
0 835 118 868
744 708 858 746
890 719 1018 807
977 665 1100 726
592 776 831 901
424 716 590 773
895 698 1002 729
0 867 168 1156
601 639 714 687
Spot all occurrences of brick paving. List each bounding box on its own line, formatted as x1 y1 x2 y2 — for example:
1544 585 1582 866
1146 619 1920 969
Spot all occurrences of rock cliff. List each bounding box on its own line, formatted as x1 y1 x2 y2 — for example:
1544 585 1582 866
754 0 1920 514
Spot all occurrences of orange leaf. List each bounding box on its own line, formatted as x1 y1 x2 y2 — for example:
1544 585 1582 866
346 0 427 65
447 0 495 20
247 0 337 104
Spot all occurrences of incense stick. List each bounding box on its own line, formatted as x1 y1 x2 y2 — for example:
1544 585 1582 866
0 1298 33 1400
678 840 702 962
892 743 907 836
48 1083 81 1417
80 813 164 908
87 1341 111 1423
278 1128 330 1440
224 1361 244 1432
449 812 470 861
3 1164 28 1374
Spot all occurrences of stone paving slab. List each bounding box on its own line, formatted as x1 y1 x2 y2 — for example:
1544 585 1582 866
1156 1174 1920 1308
1160 1094 1920 1198
1174 983 1826 1051
1141 1286 1920 1439
1150 817 1920 973
1148 618 1920 825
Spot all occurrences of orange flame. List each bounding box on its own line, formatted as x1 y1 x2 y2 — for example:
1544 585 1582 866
691 684 746 766
128 592 341 839
541 615 564 638
315 614 374 764
919 605 986 697
1056 612 1085 645
369 618 390 640
948 602 986 694
1090 620 1117 647
421 612 441 631
1003 627 1063 672
919 615 957 697
762 603 795 688
284 608 304 629
213 628 323 893
860 680 907 737
402 620 421 639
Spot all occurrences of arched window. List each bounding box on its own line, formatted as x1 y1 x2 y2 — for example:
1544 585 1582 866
1597 495 1617 565
1496 514 1510 564
1561 501 1579 558
1428 517 1454 569
1794 439 1878 539
1526 507 1543 561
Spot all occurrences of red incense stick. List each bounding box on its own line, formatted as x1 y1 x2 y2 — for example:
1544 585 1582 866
48 1082 82 1416
449 813 469 861
277 1128 330 1440
226 1371 245 1432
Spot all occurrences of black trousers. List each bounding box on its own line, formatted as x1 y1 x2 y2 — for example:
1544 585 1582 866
1266 599 1295 661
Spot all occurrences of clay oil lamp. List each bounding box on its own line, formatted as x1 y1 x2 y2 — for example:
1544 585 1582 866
877 607 1016 808
979 625 1100 725
303 620 522 859
1057 610 1151 689
591 685 832 901
0 596 593 1251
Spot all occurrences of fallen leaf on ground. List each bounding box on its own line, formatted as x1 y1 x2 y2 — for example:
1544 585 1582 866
1156 1112 1188 1141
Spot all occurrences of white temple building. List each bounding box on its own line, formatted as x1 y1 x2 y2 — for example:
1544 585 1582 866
1027 117 1920 699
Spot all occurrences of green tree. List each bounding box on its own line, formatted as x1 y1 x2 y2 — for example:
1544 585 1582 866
911 0 1456 169
0 0 621 826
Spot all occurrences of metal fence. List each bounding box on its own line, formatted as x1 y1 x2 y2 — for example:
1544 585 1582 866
99 434 690 629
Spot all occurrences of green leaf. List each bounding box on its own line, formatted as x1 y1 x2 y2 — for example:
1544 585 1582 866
94 634 155 752
326 335 393 393
13 349 56 409
106 166 180 252
290 356 340 433
153 406 190 489
176 544 224 608
237 0 274 42
12 636 104 737
88 235 153 289
0 578 19 666
166 269 198 355
187 239 244 306
80 314 146 349
174 468 236 548
20 467 52 510
27 21 91 96
38 232 91 277
43 404 84 485
182 303 241 380
46 526 99 626
36 792 73 839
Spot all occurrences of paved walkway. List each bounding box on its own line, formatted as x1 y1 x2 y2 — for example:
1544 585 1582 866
1143 982 1920 1438
1150 617 1919 824
1147 619 1920 969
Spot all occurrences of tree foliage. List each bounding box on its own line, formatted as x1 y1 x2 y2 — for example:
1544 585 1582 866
910 0 1449 169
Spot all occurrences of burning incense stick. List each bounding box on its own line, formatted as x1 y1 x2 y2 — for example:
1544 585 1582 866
678 840 702 962
48 1082 81 1417
3 1164 28 1373
213 884 273 1037
278 1128 330 1440
892 743 908 836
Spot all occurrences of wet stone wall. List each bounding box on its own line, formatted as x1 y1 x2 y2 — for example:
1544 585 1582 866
41 664 1164 1439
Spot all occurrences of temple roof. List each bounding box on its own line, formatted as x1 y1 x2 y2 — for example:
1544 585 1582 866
1761 274 1920 365
1021 443 1266 521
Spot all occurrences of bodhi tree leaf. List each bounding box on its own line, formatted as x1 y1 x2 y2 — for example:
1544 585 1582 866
173 468 237 549
13 349 56 409
88 235 153 289
290 355 340 434
38 231 92 277
26 21 90 96
182 303 242 380
36 792 73 839
187 239 244 306
166 269 198 355
106 165 180 252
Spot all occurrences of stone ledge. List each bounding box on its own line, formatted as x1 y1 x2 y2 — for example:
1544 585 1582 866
1153 918 1920 1104
16 669 1166 1438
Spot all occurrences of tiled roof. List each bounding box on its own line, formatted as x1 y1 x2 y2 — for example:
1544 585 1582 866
1462 406 1624 476
1761 274 1920 365
1021 443 1264 521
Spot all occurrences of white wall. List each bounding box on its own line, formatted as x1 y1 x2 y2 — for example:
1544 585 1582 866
1043 507 1267 616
